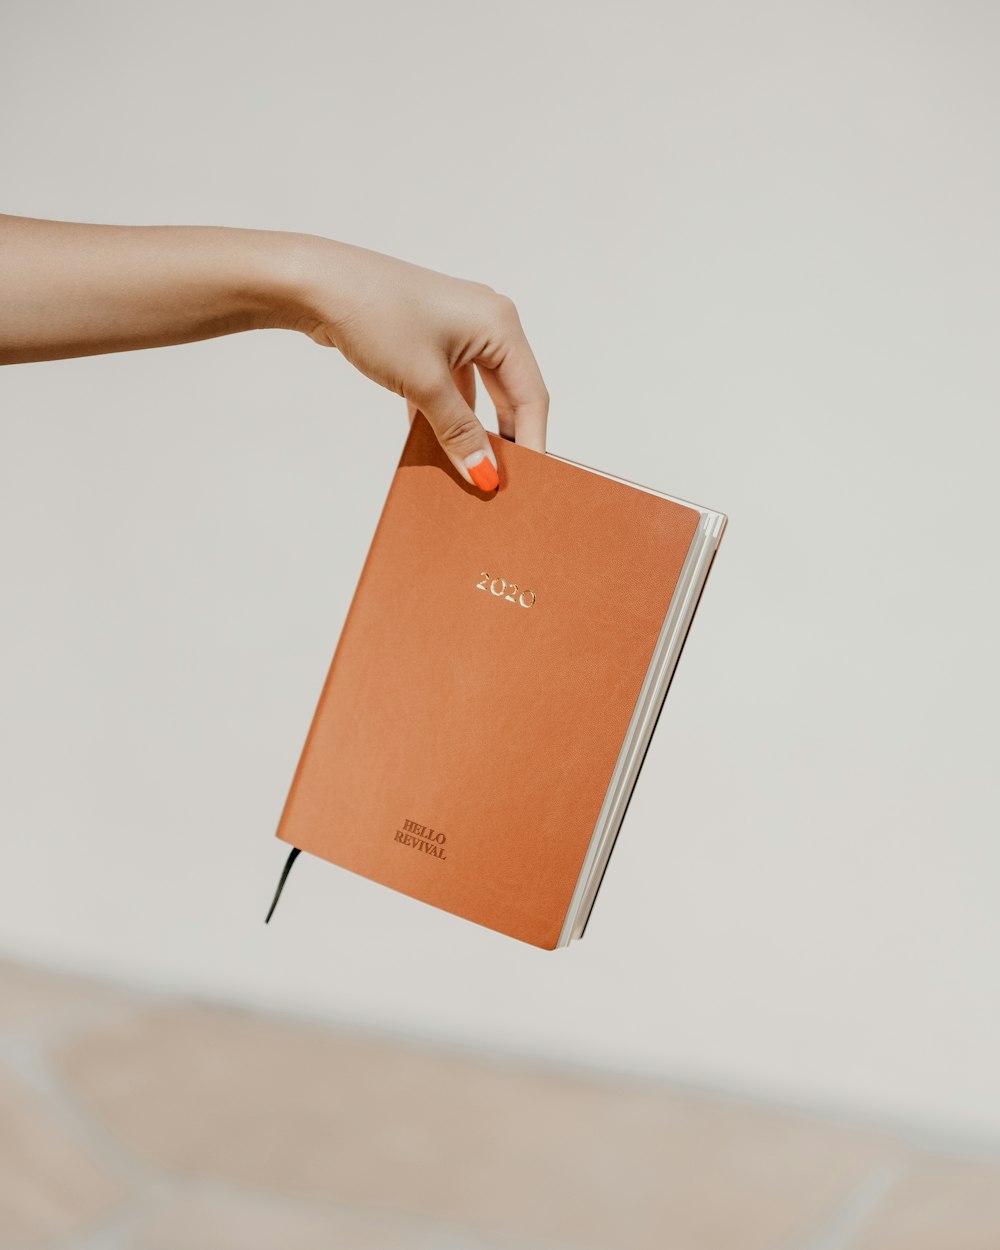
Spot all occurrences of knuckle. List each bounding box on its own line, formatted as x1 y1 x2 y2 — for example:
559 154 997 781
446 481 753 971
409 370 448 407
439 413 482 448
494 292 519 318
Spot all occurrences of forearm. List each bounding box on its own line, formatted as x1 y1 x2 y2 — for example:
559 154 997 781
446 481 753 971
0 214 307 364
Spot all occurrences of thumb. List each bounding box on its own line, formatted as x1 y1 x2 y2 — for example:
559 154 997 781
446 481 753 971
413 375 500 493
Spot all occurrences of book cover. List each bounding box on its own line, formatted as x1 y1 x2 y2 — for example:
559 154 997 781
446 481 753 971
273 413 722 949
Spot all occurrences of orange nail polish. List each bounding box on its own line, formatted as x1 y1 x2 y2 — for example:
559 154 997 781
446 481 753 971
465 451 499 492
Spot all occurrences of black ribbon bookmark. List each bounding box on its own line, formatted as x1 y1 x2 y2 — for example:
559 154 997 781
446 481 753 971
264 847 301 924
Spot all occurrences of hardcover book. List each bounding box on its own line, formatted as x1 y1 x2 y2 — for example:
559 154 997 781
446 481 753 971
269 413 727 949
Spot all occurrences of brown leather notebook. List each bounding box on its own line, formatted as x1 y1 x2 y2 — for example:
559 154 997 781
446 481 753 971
269 413 727 949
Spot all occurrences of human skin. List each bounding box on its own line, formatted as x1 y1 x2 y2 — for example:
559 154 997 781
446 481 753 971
0 214 550 491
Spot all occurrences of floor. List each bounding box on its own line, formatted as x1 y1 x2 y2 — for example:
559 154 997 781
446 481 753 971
2 958 999 1250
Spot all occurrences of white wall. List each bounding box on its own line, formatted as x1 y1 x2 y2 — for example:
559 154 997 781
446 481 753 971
2 0 998 1140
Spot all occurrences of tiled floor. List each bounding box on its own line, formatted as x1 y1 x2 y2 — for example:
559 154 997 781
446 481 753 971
1 958 998 1250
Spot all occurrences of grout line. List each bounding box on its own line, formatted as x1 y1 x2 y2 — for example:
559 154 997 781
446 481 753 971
0 1032 168 1199
785 1158 911 1250
38 1173 597 1250
43 1197 152 1250
0 1009 181 1250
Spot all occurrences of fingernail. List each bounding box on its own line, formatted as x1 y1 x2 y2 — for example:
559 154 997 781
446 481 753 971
464 448 499 492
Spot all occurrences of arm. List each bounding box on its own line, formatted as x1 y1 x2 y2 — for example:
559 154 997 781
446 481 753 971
0 214 549 489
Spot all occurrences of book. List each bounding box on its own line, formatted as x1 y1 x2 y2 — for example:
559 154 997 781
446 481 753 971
268 412 727 949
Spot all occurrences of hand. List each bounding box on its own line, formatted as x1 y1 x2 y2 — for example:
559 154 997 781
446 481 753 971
0 217 549 492
272 237 549 491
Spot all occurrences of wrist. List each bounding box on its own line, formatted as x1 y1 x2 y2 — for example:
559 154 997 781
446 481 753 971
250 229 341 339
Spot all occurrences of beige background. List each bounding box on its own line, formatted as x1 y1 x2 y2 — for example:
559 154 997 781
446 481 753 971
1 0 997 1141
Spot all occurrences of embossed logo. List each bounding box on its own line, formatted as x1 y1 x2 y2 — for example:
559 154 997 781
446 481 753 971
394 817 447 861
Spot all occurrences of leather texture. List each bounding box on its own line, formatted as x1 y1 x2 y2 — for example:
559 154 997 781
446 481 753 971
275 414 701 949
